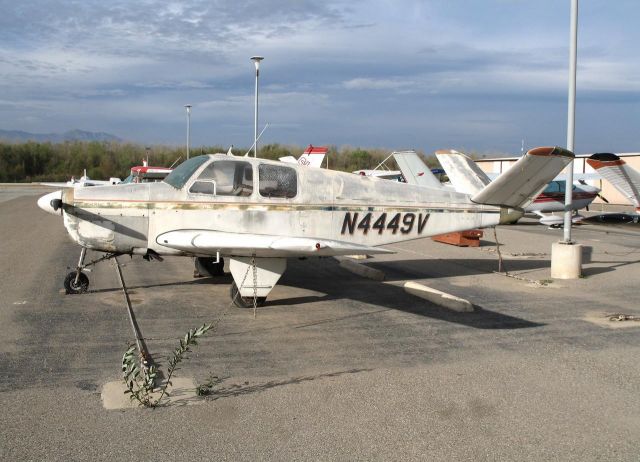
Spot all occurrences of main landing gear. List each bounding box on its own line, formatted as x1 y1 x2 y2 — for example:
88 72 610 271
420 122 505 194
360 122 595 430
194 256 225 278
63 247 122 294
230 281 266 308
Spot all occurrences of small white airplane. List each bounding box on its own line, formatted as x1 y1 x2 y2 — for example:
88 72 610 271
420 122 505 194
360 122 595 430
37 146 573 307
432 149 600 226
280 145 328 168
42 169 121 188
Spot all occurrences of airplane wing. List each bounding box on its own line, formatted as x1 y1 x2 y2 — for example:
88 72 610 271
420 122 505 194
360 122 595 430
41 182 73 188
435 149 491 194
471 146 574 209
392 151 443 188
156 230 394 258
587 153 640 209
41 179 119 188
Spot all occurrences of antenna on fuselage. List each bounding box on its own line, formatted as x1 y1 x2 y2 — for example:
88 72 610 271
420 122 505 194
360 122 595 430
244 123 269 157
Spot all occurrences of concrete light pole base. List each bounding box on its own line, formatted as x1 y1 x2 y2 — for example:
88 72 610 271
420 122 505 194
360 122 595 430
551 241 582 279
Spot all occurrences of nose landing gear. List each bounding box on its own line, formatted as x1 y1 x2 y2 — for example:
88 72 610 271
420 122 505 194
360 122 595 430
63 247 124 294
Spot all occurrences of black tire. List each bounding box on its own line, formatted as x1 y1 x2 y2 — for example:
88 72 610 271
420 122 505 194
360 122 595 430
195 257 225 277
64 271 89 294
230 281 266 308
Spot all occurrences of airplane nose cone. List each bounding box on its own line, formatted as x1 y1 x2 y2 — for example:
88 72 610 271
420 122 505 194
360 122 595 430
37 190 63 215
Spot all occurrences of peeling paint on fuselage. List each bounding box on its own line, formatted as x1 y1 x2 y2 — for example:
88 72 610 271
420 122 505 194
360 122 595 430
61 154 511 256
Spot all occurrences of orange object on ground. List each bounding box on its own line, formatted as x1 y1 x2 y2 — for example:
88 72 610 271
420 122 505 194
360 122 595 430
432 229 483 247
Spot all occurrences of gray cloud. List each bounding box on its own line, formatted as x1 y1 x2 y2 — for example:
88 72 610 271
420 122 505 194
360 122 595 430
0 0 638 154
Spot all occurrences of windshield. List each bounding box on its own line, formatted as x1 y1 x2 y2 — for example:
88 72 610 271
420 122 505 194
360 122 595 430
121 174 134 184
164 155 209 189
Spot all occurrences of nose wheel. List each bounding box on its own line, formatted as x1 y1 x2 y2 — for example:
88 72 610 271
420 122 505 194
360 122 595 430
62 248 124 295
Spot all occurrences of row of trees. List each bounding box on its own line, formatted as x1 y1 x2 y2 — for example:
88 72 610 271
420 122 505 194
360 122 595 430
0 140 439 183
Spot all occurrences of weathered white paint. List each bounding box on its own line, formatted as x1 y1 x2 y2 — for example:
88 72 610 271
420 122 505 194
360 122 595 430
44 151 572 301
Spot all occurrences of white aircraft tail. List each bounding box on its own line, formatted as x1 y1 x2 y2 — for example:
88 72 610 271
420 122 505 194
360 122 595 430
297 145 327 168
392 151 443 188
435 149 491 195
471 146 574 209
586 153 640 210
280 145 328 168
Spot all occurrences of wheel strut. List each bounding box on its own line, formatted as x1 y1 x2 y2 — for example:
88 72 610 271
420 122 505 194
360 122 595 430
73 247 87 286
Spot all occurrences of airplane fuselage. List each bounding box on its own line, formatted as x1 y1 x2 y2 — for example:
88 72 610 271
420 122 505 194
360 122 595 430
54 154 511 258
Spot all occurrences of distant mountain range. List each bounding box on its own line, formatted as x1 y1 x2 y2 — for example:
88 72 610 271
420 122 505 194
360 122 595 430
0 129 122 143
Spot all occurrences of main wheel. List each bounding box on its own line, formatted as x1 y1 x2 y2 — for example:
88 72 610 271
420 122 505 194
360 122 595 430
230 281 266 308
195 257 225 277
64 271 89 294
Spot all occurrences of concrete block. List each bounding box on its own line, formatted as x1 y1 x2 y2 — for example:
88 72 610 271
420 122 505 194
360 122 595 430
403 281 474 312
339 259 385 281
551 242 582 279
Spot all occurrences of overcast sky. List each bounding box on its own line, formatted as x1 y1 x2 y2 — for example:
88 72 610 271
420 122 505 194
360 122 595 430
0 0 638 155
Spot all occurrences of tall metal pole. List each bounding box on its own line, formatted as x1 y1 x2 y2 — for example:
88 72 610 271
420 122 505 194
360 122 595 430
184 104 192 160
251 56 264 157
563 0 578 242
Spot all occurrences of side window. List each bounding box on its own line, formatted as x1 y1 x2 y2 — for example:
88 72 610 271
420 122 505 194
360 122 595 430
259 164 297 198
189 160 253 196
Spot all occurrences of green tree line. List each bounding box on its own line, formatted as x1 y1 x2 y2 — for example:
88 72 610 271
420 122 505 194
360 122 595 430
0 140 438 183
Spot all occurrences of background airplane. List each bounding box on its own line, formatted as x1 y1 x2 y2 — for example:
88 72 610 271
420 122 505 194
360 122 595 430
42 169 121 188
432 149 601 226
279 145 328 168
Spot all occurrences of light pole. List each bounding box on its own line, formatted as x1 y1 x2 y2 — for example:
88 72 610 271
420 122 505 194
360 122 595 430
551 0 582 279
251 56 264 157
563 0 578 242
184 104 192 159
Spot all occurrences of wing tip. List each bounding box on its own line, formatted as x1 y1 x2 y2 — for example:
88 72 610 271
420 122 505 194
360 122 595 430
586 153 624 169
527 146 574 159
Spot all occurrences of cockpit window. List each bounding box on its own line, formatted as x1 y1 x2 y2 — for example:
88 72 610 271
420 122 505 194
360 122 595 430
258 164 297 198
190 160 253 196
164 155 209 189
543 181 563 194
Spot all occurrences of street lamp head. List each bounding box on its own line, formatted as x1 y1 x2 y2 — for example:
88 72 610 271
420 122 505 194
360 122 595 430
251 56 264 71
184 104 192 113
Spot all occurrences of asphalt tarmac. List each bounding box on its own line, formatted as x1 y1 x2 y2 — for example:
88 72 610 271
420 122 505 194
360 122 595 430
1 185 640 461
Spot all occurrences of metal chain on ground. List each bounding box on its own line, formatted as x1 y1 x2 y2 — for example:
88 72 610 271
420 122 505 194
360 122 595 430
493 226 505 273
608 313 640 322
251 255 258 319
490 226 549 286
231 261 252 308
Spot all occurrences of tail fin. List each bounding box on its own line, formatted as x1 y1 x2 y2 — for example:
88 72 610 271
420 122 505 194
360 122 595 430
587 153 640 210
279 145 328 168
471 146 574 209
435 149 491 195
297 145 328 168
392 151 443 188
